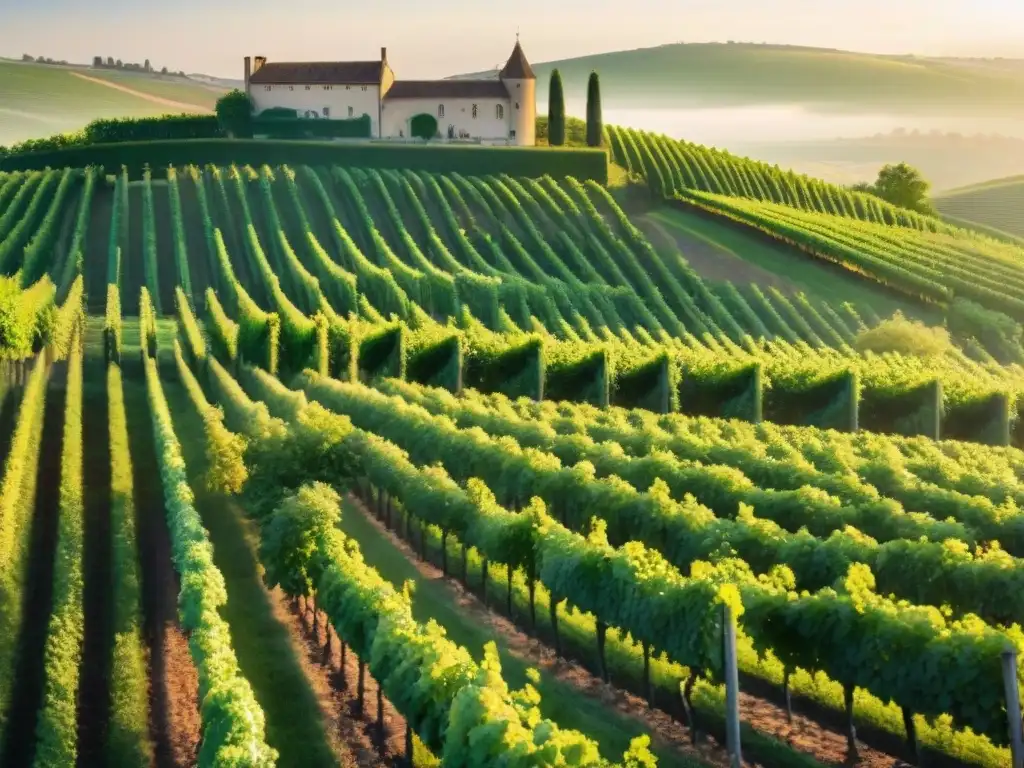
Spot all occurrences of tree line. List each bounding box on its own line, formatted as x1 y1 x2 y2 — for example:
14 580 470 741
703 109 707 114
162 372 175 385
91 56 186 77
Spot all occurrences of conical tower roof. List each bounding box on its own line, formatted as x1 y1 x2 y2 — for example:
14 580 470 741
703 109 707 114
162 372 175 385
500 39 535 80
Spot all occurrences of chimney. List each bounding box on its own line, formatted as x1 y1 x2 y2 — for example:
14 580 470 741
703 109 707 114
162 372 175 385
244 56 251 92
254 55 266 74
381 47 387 63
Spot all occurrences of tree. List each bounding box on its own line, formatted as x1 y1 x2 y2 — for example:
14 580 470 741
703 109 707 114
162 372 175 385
106 56 114 67
409 113 438 140
585 71 602 147
548 69 565 147
115 59 122 68
216 89 254 138
92 56 103 67
144 58 151 71
161 66 168 75
21 54 33 62
861 162 936 214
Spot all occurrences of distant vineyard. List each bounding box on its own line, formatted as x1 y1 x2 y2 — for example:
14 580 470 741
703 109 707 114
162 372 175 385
605 124 944 230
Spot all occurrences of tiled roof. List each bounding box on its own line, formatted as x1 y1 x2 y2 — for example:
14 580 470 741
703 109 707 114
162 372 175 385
499 41 535 80
249 61 383 85
385 80 509 99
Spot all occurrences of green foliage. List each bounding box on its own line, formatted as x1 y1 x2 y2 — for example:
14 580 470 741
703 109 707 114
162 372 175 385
33 326 84 767
0 354 48 731
947 298 1024 365
138 287 157 359
4 115 222 157
548 69 566 147
19 168 81 285
535 114 588 147
106 364 154 766
216 89 254 138
585 71 603 148
174 340 248 494
167 167 194 303
0 140 609 184
0 168 63 275
854 312 953 357
253 113 372 140
409 113 438 141
0 276 56 360
861 162 937 215
104 283 122 364
142 354 276 765
204 288 239 367
141 168 161 314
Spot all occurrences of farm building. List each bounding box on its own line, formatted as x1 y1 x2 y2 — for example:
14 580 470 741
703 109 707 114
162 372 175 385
243 39 537 145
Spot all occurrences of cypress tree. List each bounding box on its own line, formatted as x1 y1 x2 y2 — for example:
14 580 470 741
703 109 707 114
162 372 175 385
585 71 603 147
548 69 565 146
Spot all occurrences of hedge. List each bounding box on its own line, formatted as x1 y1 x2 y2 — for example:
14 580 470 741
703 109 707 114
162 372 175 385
0 139 609 183
2 115 222 157
252 114 372 140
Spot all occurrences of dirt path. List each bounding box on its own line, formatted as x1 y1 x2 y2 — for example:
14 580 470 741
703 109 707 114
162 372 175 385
345 492 730 768
76 348 114 765
68 72 213 114
349 492 904 768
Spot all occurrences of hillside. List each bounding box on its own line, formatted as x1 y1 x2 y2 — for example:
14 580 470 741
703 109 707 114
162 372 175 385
0 59 226 146
2 148 1024 768
737 131 1024 191
455 42 1024 114
935 174 1024 238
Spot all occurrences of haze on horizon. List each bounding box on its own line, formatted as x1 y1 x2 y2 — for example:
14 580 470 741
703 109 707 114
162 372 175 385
1 0 1021 79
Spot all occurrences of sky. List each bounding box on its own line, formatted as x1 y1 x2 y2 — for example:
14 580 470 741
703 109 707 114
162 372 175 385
1 0 1022 79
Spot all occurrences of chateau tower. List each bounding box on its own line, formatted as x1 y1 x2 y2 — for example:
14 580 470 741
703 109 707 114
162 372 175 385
499 38 536 146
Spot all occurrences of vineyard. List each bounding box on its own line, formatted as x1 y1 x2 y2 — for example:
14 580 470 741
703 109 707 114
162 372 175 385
1 140 1024 768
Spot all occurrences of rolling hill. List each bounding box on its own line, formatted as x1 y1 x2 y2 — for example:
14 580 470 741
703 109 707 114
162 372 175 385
736 131 1024 191
935 174 1024 239
0 58 226 146
456 42 1024 114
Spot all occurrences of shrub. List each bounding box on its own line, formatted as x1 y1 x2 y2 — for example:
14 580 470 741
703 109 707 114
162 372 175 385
409 113 438 140
854 312 953 357
216 89 253 138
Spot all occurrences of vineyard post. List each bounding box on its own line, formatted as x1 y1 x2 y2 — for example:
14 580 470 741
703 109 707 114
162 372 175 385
1002 647 1024 768
723 604 742 768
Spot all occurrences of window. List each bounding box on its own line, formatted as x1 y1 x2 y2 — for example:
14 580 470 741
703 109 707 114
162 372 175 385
496 104 504 119
323 85 331 90
305 85 311 90
515 102 519 109
347 106 353 118
361 85 367 91
264 85 272 91
510 129 516 138
437 104 445 117
471 104 478 118
345 85 351 90
289 85 294 91
324 106 330 117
